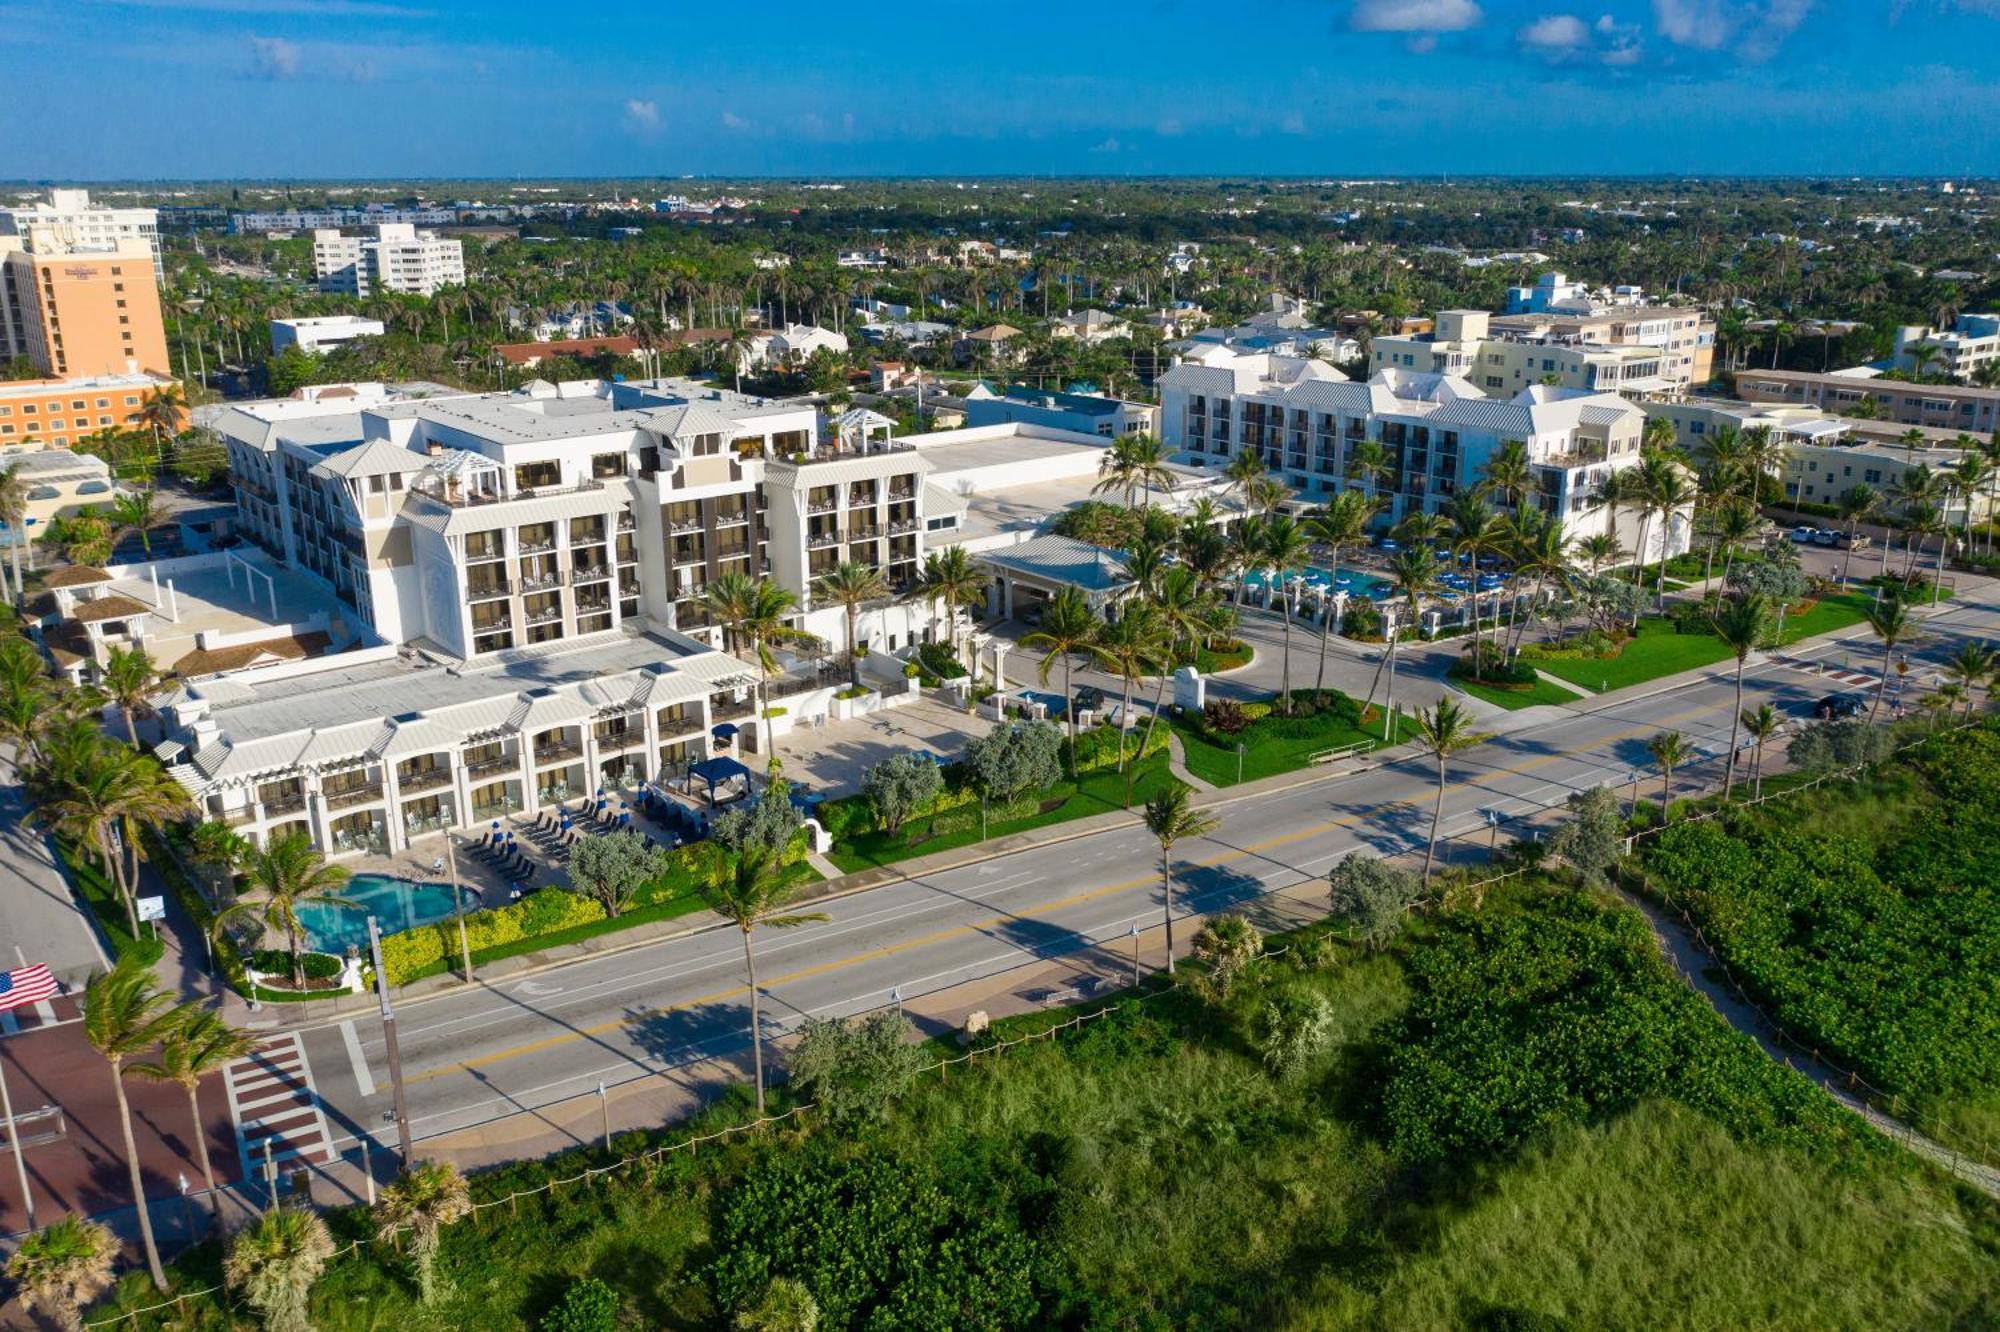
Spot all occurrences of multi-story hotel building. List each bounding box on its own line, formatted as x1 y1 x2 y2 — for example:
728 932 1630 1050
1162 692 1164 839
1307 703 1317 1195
1371 309 1703 400
1891 315 2000 383
1157 345 1679 555
1734 369 2000 435
312 223 466 297
0 233 170 379
0 370 176 449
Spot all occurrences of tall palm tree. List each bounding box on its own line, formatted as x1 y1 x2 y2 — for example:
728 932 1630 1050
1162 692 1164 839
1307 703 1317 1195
1093 434 1175 509
1740 703 1782 800
1222 448 1267 501
5 1214 118 1332
1479 439 1532 514
136 383 188 460
224 1207 335 1332
0 460 28 601
915 546 985 670
1445 492 1505 662
1141 781 1218 975
1414 697 1476 881
1945 639 1995 719
1646 730 1689 820
101 644 160 750
1304 489 1377 696
32 738 185 937
1704 497 1759 584
1021 585 1102 778
375 1160 473 1306
1506 514 1576 657
130 1008 256 1224
811 562 888 688
1593 469 1638 580
0 638 54 774
1576 531 1623 576
1832 483 1878 588
215 831 354 989
703 848 828 1114
83 961 187 1291
1361 545 1441 741
1709 594 1774 798
1228 514 1268 606
1344 439 1391 510
1638 456 1694 613
1260 514 1311 711
704 574 811 765
1087 601 1165 792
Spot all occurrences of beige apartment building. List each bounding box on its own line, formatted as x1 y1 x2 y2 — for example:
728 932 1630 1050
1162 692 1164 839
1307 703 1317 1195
1373 306 1713 398
1735 369 2000 435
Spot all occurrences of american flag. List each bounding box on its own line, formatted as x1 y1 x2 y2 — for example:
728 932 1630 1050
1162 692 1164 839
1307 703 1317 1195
0 965 56 1014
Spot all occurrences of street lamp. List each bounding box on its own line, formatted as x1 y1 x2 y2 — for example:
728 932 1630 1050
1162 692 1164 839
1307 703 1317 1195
1483 808 1502 854
367 915 415 1170
1626 769 1643 821
1129 923 1142 986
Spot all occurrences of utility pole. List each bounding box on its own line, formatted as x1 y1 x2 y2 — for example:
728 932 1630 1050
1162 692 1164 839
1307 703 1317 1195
367 916 415 1170
443 839 472 984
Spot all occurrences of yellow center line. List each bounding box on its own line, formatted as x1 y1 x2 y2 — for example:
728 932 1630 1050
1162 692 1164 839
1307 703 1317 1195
406 696 1728 1085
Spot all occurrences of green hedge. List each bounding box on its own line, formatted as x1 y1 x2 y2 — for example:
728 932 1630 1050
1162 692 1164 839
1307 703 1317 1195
248 949 341 980
378 886 609 984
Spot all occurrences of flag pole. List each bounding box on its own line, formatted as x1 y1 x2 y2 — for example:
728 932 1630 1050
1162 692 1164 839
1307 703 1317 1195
0 1043 37 1232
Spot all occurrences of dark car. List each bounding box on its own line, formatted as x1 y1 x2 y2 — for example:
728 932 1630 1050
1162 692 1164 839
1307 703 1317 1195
1814 692 1866 720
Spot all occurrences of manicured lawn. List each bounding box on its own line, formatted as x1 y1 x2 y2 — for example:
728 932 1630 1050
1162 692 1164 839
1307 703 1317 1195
1533 618 1735 694
1452 673 1584 711
1173 692 1415 787
58 841 164 966
826 752 1177 874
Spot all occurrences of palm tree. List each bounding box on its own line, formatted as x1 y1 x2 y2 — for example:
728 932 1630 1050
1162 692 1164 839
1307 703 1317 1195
32 738 185 937
1638 457 1694 613
1222 447 1268 501
1304 489 1377 696
1593 469 1638 579
0 638 53 773
1088 602 1165 799
1576 531 1624 576
215 831 354 989
704 574 812 766
225 1207 335 1332
1706 497 1760 584
703 848 828 1114
5 1214 118 1332
1414 697 1476 881
1445 492 1505 662
1646 730 1689 820
375 1160 473 1305
1945 639 1995 719
1228 514 1268 606
1709 594 1774 798
1832 484 1877 588
101 644 160 750
811 562 888 688
0 460 28 600
1479 439 1532 514
915 546 984 671
1260 514 1311 711
1506 514 1576 657
136 382 188 460
83 961 187 1291
1093 434 1175 508
109 489 160 557
1344 439 1391 510
1360 545 1441 741
1021 585 1102 777
129 1008 256 1225
1141 781 1219 974
1740 703 1782 800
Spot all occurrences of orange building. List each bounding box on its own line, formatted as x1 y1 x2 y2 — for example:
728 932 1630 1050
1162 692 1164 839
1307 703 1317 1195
0 371 175 450
0 237 169 379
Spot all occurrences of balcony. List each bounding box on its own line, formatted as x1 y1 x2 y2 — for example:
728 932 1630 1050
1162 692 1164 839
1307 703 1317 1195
808 532 843 550
668 515 704 534
888 484 916 501
397 766 454 795
324 783 383 811
402 809 455 837
533 741 583 766
576 596 612 616
465 545 506 565
616 513 635 532
467 579 512 602
714 511 751 527
518 538 556 555
594 729 643 753
260 791 308 817
524 606 564 627
412 477 607 509
519 571 562 593
848 525 881 541
888 518 920 536
1541 446 1607 468
806 498 838 515
570 565 612 585
465 753 518 779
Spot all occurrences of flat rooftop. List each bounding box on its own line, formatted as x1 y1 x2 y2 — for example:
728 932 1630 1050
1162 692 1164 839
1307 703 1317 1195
103 558 360 679
916 430 1107 476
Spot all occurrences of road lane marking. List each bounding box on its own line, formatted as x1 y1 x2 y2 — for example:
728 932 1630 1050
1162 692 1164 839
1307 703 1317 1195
339 1020 375 1098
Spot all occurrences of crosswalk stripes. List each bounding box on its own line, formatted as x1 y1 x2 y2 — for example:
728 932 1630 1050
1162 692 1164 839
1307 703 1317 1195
1770 654 1878 690
222 1031 334 1180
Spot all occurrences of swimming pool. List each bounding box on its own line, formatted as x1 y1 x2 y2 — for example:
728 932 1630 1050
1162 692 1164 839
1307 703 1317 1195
1243 567 1395 600
294 874 483 955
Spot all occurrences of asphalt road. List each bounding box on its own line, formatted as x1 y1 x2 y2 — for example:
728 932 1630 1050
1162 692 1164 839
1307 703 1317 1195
292 576 2000 1161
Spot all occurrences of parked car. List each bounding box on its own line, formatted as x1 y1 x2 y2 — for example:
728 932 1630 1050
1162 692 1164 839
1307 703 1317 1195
1814 692 1866 720
1073 685 1105 716
1809 529 1840 547
1789 525 1821 543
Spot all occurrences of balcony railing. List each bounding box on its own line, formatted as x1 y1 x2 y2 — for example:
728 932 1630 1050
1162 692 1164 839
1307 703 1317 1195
533 741 583 765
465 754 518 779
413 478 606 509
714 511 751 527
616 513 635 532
324 783 383 811
524 607 564 627
331 828 389 856
519 571 562 593
888 484 916 501
260 792 308 817
808 532 842 550
402 810 455 836
471 797 522 823
467 579 512 602
594 729 643 752
571 565 612 585
518 538 556 555
576 597 612 616
465 545 506 565
397 767 453 795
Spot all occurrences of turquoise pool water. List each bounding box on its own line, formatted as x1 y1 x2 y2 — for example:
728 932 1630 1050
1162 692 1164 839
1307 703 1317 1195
1243 567 1394 599
294 874 481 955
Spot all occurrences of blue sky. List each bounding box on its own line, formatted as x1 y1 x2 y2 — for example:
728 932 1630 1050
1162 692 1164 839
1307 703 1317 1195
6 0 2000 179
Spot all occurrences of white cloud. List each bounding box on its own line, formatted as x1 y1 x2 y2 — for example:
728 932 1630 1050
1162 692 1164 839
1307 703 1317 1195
720 111 751 131
1350 0 1482 33
1652 0 1813 61
247 34 299 78
623 98 660 133
1089 135 1122 153
1519 13 1590 50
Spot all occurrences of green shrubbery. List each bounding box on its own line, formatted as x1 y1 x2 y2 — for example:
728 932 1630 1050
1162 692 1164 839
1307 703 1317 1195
247 949 341 980
1641 727 2000 1130
377 886 608 984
